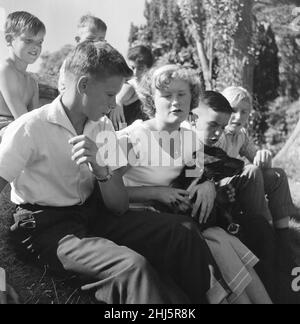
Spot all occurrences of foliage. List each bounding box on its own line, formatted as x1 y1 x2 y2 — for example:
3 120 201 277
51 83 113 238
129 0 256 90
255 4 300 100
249 24 280 145
37 44 73 89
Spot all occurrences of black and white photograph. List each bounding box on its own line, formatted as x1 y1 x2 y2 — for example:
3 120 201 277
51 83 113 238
0 0 300 307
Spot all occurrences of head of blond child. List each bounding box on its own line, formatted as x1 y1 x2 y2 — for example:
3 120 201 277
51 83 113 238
75 15 107 44
222 87 252 134
5 11 46 66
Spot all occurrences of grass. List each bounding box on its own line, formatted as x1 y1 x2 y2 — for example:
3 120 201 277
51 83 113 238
0 185 94 304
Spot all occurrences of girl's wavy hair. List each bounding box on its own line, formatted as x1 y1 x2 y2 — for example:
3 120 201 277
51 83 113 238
137 64 203 118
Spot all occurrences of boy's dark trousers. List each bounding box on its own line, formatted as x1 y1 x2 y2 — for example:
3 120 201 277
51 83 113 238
10 187 216 304
221 165 277 298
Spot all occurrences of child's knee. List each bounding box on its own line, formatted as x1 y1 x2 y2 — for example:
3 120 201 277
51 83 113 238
265 168 287 181
263 168 289 191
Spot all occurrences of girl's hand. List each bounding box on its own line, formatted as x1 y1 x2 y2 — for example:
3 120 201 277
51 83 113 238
110 104 126 131
69 135 109 179
187 180 216 224
253 149 273 169
155 187 190 209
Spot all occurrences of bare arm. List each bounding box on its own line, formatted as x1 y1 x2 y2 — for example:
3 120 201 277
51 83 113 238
69 136 129 216
0 66 29 119
28 78 39 111
127 186 158 204
98 168 129 215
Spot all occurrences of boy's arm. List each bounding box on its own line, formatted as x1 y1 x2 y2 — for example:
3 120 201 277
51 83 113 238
98 168 129 215
239 130 259 163
0 66 29 119
28 78 39 111
110 83 139 130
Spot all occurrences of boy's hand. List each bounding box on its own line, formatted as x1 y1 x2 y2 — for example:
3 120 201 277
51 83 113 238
254 149 273 169
110 104 126 130
69 135 108 179
187 180 216 224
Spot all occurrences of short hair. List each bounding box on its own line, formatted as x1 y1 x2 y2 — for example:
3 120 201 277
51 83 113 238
64 41 133 81
78 14 107 32
5 11 46 36
127 45 154 69
138 64 203 118
200 91 234 114
222 86 253 108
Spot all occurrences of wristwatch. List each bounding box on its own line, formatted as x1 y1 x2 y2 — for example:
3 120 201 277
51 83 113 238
95 166 113 183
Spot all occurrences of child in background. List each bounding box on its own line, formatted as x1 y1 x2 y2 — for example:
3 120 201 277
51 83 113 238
110 45 154 130
58 14 107 93
0 11 46 136
218 86 296 266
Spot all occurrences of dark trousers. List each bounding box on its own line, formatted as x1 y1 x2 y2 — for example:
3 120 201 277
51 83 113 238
221 165 276 296
11 188 219 304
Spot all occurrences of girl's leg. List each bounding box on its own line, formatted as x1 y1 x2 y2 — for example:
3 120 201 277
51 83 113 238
231 292 252 305
245 267 273 304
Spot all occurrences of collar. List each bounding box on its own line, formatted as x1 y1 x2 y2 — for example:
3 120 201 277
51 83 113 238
46 96 97 135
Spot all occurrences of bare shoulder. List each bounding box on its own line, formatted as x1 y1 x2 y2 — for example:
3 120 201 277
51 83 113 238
0 60 19 82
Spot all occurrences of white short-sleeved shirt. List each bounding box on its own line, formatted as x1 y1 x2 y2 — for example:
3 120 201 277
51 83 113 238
0 96 117 207
117 120 204 188
215 128 258 160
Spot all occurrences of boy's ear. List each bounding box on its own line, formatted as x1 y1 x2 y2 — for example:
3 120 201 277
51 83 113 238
77 76 89 95
5 34 13 46
75 36 80 44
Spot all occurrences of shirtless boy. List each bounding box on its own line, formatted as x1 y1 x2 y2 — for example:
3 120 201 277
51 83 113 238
0 11 45 134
